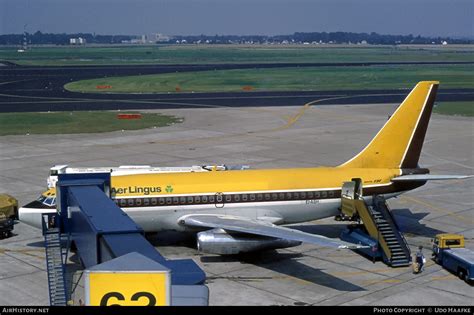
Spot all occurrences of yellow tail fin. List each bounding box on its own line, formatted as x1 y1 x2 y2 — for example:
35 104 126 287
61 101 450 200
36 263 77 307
340 81 439 169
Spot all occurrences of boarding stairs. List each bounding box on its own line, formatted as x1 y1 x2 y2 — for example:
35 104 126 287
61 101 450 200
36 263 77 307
340 179 411 267
42 213 68 306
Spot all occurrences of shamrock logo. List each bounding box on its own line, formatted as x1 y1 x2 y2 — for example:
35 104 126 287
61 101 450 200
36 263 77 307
165 185 173 193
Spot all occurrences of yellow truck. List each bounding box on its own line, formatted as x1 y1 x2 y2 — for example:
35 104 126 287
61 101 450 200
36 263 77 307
0 194 18 238
432 234 473 284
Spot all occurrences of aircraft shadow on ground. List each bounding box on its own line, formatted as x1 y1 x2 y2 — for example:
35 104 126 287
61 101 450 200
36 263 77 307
391 208 446 237
200 250 365 292
26 241 46 248
64 253 85 298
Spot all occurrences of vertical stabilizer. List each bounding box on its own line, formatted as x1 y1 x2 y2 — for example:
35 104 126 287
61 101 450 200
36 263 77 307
339 81 439 169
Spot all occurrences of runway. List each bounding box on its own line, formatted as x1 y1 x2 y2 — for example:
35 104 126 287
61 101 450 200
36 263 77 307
1 62 473 113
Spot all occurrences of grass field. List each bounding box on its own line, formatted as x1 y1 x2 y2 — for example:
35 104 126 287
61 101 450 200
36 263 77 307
0 111 181 136
65 64 474 93
1 45 474 66
433 101 474 117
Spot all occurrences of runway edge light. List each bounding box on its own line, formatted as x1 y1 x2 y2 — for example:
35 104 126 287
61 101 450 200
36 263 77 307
84 252 171 306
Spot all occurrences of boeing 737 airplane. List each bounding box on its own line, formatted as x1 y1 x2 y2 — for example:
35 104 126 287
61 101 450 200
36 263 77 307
18 81 470 254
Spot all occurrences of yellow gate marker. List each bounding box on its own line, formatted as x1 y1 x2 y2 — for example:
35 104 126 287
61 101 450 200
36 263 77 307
85 252 171 306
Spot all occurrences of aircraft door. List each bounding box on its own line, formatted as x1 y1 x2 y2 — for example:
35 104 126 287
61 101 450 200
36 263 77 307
215 192 224 208
341 182 356 200
341 178 363 200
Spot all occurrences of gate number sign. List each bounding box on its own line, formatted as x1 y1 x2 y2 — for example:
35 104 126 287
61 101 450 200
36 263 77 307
86 272 170 306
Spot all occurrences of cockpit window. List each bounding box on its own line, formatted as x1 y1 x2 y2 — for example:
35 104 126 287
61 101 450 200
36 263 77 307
44 197 55 206
37 196 56 207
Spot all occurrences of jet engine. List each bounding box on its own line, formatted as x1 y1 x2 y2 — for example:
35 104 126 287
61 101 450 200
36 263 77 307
197 228 301 255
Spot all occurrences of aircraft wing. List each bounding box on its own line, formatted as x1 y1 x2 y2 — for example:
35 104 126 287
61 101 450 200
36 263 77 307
178 214 368 249
392 174 472 181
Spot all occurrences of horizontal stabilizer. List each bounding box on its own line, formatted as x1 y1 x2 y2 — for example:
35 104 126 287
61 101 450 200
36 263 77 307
178 214 368 250
392 174 472 181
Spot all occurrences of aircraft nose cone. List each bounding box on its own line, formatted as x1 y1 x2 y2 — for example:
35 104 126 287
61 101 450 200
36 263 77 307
18 201 56 229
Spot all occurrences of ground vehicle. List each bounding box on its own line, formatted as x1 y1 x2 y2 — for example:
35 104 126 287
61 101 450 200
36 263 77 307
0 194 18 238
432 234 474 284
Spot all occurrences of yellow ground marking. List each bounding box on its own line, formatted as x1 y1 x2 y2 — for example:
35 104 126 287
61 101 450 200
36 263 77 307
361 279 403 285
431 275 458 281
400 195 474 224
274 103 312 131
331 268 400 277
122 96 353 146
0 248 45 258
273 96 353 131
276 275 315 286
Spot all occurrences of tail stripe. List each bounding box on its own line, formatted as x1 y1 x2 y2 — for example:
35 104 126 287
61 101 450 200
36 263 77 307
400 84 438 168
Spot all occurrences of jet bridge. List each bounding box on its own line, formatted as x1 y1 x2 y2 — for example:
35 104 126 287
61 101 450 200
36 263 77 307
42 173 208 306
339 179 411 267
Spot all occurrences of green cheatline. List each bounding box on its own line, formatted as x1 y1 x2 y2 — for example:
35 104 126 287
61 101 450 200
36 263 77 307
433 101 474 117
0 111 182 136
1 45 474 66
65 64 474 93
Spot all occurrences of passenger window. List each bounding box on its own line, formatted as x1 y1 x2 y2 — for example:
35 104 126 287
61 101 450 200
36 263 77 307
279 193 285 200
173 197 179 204
264 194 271 201
143 198 150 206
242 194 248 201
314 191 320 198
235 195 240 202
202 196 208 203
286 192 292 200
271 193 278 200
136 199 142 206
307 192 314 199
257 194 263 201
225 195 232 202
250 194 256 201
153 198 160 205
209 195 215 203
293 192 299 199
120 199 127 207
322 191 327 198
195 196 201 203
216 194 223 202
187 196 194 204
166 197 172 205
180 196 186 204
128 199 134 206
300 192 306 199
328 191 334 198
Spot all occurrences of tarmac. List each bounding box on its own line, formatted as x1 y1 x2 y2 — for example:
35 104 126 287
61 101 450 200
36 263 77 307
0 101 472 305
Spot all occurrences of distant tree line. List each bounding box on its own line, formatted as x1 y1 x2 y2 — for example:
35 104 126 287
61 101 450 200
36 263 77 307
0 31 472 45
171 32 472 45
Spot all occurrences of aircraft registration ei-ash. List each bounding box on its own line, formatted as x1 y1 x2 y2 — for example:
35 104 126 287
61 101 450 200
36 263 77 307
19 81 471 254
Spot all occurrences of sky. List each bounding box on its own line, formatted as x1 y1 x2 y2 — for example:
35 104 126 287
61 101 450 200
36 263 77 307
0 0 473 38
